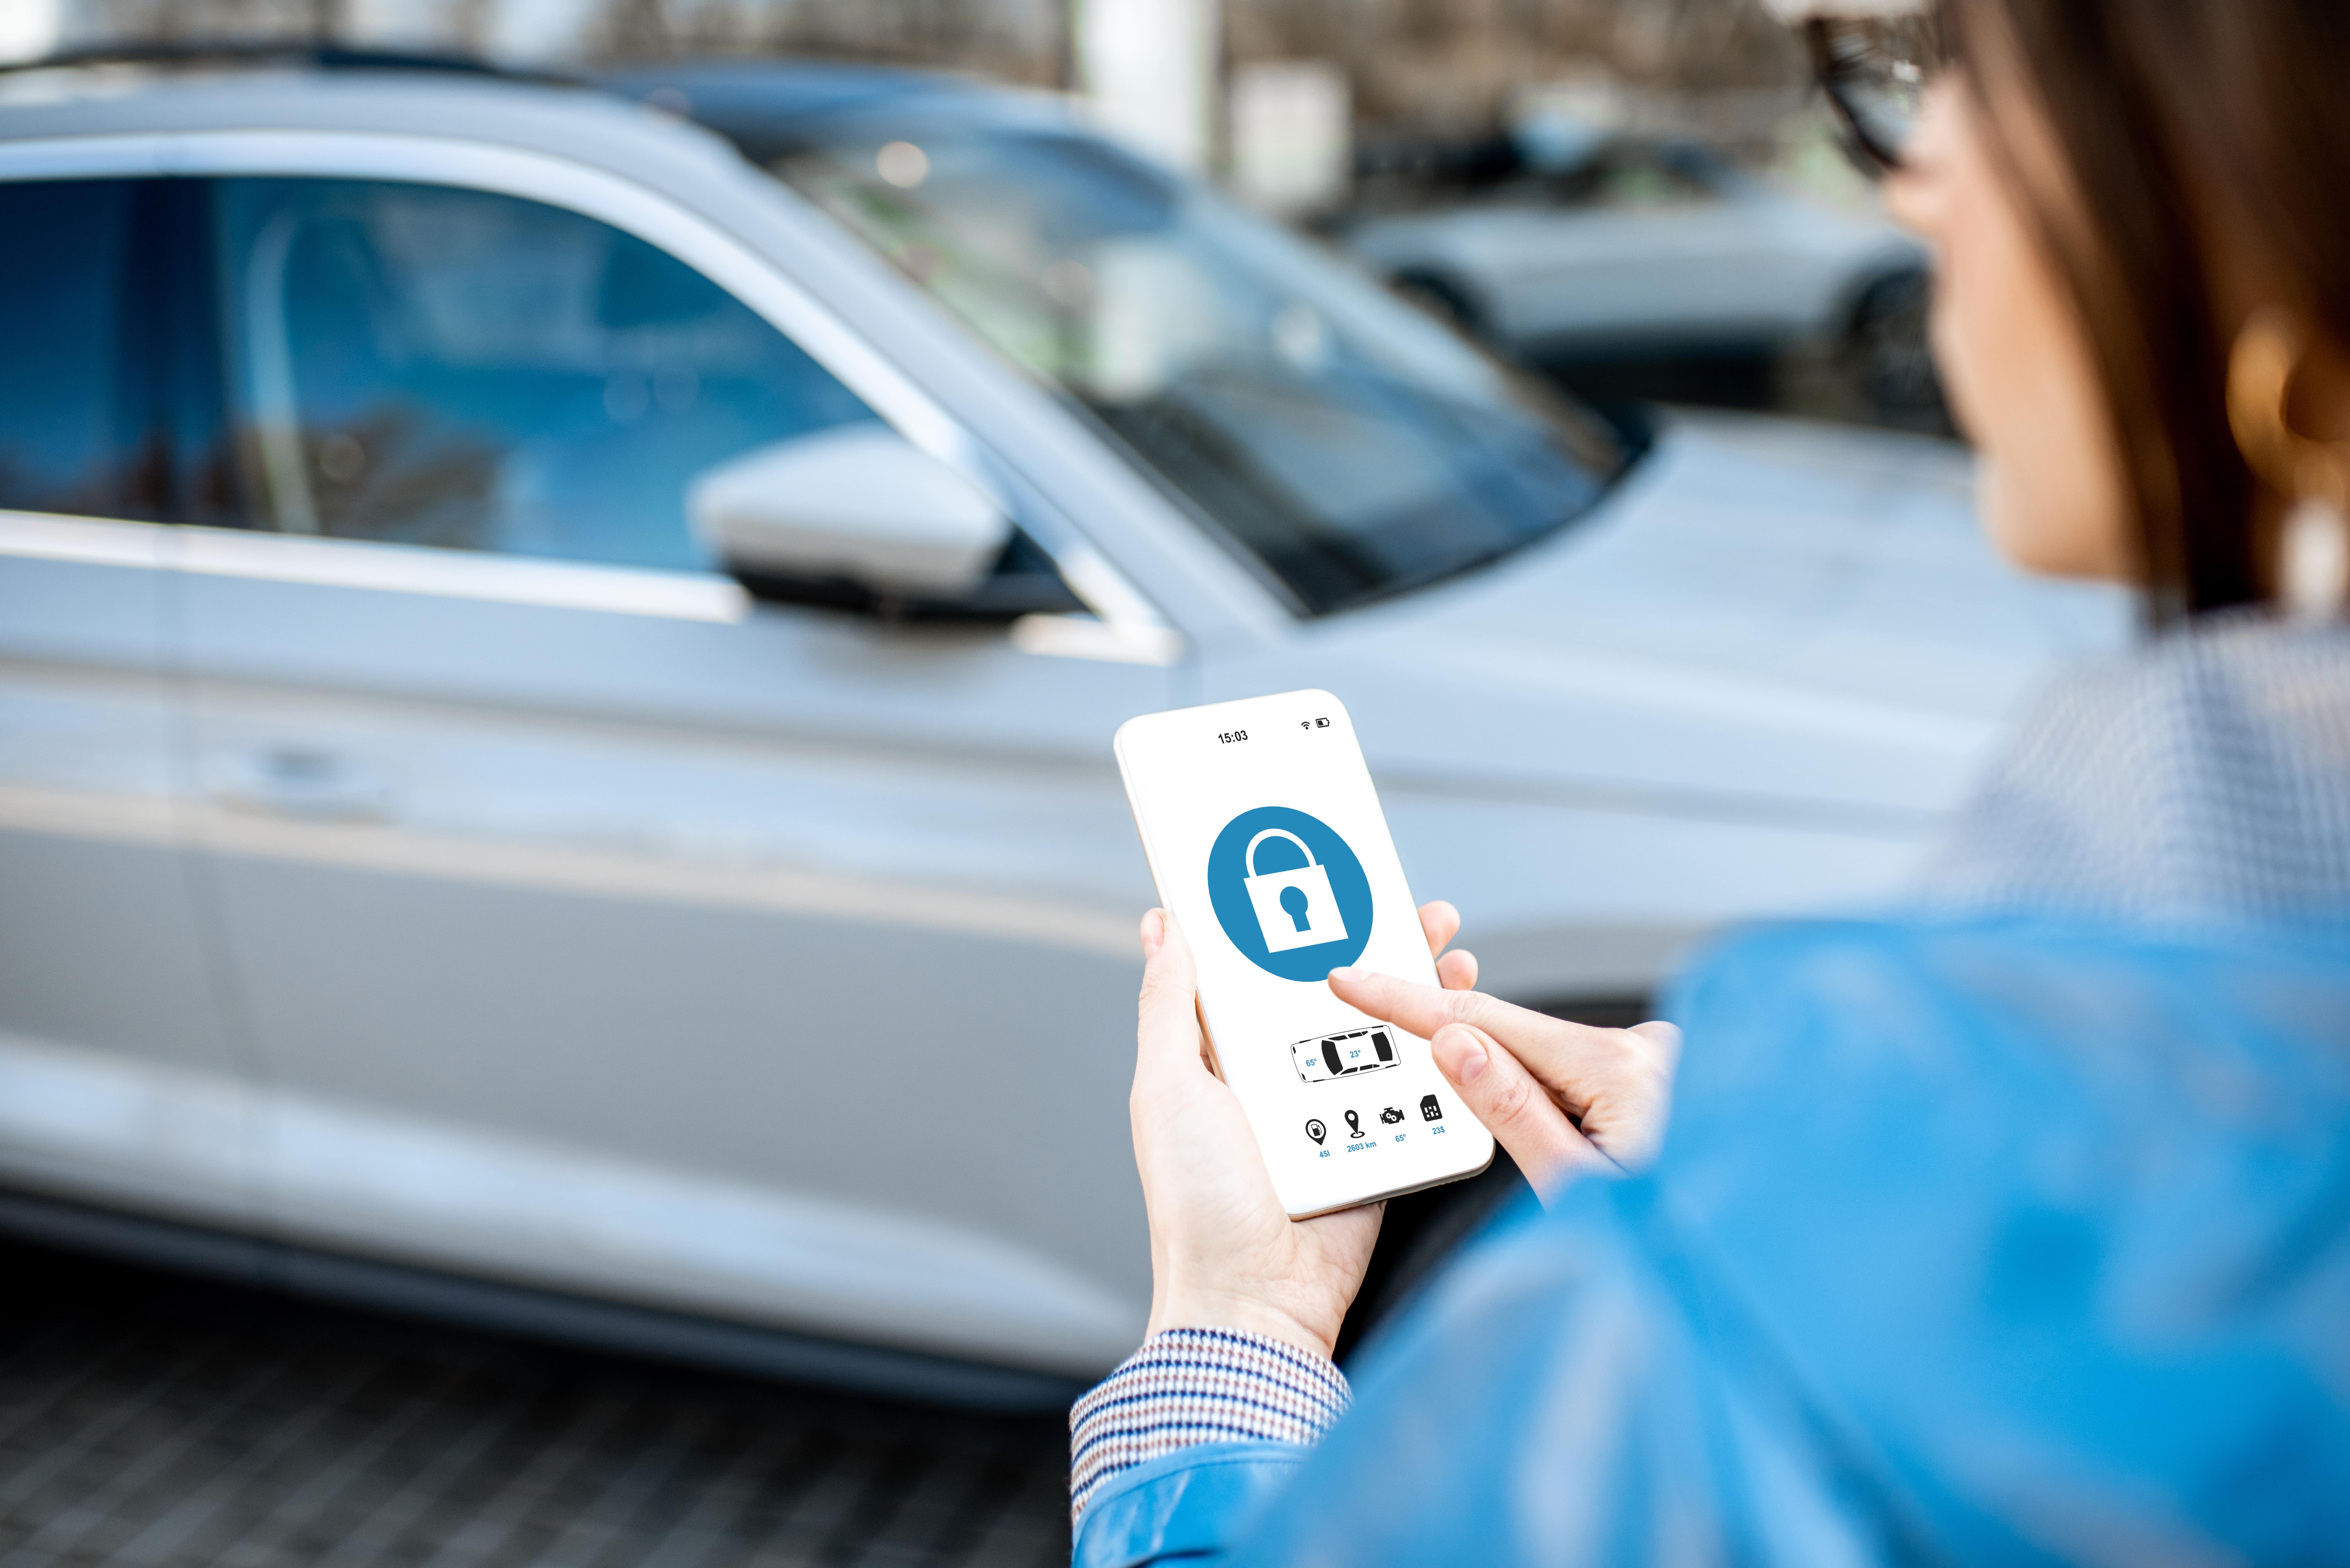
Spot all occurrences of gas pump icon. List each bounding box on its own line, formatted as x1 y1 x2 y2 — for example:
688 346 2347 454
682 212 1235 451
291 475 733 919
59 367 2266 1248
1244 829 1348 952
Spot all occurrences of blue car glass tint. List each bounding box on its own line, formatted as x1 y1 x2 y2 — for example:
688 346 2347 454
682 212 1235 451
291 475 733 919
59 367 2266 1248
209 178 878 572
0 179 145 519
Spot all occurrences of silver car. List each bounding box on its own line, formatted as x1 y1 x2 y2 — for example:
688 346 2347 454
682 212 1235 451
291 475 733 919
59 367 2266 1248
0 55 2123 1402
1339 130 1939 419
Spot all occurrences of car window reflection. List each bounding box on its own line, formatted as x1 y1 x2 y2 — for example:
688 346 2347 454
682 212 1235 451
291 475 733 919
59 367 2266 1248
212 177 879 573
762 121 1630 615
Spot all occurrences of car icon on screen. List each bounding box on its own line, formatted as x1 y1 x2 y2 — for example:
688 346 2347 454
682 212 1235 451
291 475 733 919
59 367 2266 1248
1291 1026 1400 1083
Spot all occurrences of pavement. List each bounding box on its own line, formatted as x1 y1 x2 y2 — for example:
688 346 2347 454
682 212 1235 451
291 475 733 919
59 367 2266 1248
0 1240 1071 1568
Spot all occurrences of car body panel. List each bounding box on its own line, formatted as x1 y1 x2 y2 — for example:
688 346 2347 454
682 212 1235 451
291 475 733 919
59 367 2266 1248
174 541 1167 1371
0 516 262 1233
1200 416 2130 998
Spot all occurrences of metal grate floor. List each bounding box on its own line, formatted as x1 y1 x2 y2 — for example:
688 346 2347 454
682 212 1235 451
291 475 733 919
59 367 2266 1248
0 1242 1070 1568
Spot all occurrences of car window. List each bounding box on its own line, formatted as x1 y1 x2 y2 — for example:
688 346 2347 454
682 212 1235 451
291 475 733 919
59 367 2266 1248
209 177 879 573
758 117 1629 616
0 179 155 520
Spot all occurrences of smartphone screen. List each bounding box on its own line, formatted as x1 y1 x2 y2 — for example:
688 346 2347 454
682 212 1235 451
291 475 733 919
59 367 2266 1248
1115 690 1495 1217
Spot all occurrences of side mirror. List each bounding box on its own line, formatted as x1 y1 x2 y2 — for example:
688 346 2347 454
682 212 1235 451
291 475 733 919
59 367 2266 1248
689 424 1012 604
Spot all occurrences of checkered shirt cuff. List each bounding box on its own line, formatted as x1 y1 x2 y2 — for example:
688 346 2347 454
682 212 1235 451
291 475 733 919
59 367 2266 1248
1069 1327 1352 1523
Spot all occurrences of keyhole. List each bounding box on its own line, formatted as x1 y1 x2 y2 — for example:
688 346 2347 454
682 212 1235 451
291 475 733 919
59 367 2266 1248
1279 885 1311 931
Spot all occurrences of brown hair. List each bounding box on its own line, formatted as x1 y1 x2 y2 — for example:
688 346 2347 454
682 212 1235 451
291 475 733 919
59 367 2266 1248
1951 0 2350 621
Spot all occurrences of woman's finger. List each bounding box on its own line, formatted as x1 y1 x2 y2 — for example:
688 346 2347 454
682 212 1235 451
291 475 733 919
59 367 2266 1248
1417 901 1476 991
1427 1022 1601 1194
1329 969 1635 1119
1329 969 1555 1067
1627 1019 1683 1069
1416 900 1461 960
1134 910 1209 1088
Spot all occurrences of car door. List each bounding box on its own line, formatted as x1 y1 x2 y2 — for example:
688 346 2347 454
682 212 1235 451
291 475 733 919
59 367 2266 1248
0 172 259 1235
173 160 1172 1376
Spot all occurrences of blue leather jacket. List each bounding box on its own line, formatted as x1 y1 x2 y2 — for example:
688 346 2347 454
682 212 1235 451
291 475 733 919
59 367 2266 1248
1074 912 2350 1566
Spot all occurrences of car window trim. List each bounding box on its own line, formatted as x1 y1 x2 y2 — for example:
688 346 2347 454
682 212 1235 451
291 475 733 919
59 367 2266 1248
0 134 1179 658
0 509 171 572
0 508 751 622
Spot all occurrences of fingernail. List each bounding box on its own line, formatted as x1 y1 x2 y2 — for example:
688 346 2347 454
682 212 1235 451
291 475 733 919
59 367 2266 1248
1327 966 1362 983
1434 1025 1487 1085
1141 909 1165 955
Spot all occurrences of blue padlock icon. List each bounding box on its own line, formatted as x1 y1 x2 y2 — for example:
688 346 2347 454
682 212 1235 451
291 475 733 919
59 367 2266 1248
1244 828 1348 952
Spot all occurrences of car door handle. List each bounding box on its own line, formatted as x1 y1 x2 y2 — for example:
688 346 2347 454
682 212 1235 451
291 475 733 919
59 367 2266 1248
208 746 396 823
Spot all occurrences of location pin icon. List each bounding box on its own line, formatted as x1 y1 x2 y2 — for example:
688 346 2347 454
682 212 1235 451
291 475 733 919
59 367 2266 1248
1306 1119 1327 1145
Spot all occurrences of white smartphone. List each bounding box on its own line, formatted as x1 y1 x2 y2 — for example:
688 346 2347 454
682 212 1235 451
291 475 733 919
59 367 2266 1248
1114 689 1495 1218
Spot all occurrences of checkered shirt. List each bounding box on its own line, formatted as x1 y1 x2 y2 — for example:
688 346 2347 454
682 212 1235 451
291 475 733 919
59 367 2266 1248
1068 1327 1351 1523
1922 611 2350 918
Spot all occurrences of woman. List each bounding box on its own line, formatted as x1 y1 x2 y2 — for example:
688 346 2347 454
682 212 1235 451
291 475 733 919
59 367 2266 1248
1069 1 2350 1563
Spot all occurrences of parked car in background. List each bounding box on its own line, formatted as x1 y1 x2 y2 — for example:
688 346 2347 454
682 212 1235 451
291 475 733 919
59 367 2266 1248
0 51 2122 1405
1336 122 1943 424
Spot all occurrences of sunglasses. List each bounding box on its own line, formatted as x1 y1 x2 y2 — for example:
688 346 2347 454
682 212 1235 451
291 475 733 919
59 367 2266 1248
1804 8 1953 177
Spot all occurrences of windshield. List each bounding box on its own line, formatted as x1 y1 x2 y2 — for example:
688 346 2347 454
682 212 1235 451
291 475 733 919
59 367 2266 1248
752 112 1630 615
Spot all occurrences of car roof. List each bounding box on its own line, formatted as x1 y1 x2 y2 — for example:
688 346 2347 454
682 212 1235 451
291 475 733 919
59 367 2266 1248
602 60 998 123
0 63 755 192
600 59 1079 151
0 54 1085 199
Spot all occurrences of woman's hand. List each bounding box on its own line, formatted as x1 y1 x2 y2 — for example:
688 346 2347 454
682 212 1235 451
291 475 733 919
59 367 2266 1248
1131 901 1477 1360
1326 968 1680 1201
